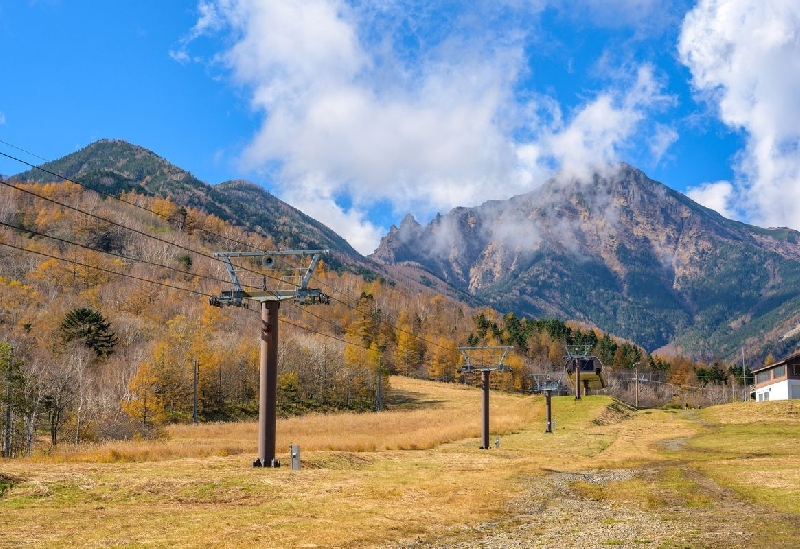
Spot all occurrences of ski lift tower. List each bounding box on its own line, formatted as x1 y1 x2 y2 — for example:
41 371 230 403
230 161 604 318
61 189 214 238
457 346 512 449
210 250 329 467
564 344 606 400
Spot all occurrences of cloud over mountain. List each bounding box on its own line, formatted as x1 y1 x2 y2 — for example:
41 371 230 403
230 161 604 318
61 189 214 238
180 0 678 254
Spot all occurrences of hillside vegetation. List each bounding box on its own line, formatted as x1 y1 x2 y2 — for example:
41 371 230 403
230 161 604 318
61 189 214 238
0 176 481 452
10 139 365 265
0 174 763 457
2 376 799 548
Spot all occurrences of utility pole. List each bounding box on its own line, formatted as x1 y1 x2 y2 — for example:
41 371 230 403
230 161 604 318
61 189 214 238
192 357 199 425
211 250 329 468
3 346 12 458
376 355 383 412
741 347 747 402
457 346 512 449
258 300 279 466
633 362 640 409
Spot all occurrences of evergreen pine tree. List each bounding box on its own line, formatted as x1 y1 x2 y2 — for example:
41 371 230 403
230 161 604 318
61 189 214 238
59 307 118 357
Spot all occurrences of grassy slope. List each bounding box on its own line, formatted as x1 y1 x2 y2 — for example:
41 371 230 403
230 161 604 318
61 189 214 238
1 377 799 548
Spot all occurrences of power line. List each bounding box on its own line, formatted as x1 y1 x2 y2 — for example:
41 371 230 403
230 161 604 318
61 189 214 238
0 220 229 287
1 233 444 372
0 141 483 423
2 173 461 358
0 147 265 253
0 160 342 321
0 153 341 304
0 140 468 323
0 176 208 263
0 175 290 292
0 175 361 346
1 140 477 323
0 205 457 374
0 240 210 300
0 237 362 351
0 141 473 360
0 139 49 163
0 141 338 286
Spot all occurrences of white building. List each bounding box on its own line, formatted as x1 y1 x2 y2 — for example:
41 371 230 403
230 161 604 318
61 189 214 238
752 350 800 401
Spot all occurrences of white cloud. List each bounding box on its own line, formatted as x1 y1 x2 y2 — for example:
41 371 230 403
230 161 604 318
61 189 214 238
686 180 735 218
648 123 679 163
281 182 385 255
170 0 224 64
168 49 190 64
0 112 6 126
679 0 800 230
186 0 679 254
537 65 673 180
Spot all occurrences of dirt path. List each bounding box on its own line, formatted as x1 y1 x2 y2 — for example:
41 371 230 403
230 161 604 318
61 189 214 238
393 467 767 549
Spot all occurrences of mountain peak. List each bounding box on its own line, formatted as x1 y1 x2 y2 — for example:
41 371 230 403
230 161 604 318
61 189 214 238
9 138 367 266
374 164 800 359
399 213 420 229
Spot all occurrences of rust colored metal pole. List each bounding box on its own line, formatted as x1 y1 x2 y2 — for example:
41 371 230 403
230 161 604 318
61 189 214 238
258 300 280 467
575 359 581 400
545 389 553 433
482 369 490 449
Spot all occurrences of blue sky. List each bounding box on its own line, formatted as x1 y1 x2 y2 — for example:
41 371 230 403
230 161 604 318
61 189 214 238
2 1 799 255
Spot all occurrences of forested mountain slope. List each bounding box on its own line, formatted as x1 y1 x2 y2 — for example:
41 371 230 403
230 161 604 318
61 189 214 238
10 139 799 363
9 139 365 270
0 175 483 454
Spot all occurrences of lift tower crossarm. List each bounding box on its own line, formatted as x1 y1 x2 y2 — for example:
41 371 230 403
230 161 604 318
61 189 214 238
214 253 243 293
210 250 330 306
457 345 513 373
301 251 324 288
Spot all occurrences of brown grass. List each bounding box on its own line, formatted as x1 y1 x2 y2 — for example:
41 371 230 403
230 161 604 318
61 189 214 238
38 377 537 463
2 378 800 548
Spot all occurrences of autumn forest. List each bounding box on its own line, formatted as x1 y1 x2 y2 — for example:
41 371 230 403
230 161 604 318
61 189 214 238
0 176 752 457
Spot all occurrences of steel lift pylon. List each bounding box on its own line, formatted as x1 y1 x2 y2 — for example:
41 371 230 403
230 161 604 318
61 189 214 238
210 250 329 467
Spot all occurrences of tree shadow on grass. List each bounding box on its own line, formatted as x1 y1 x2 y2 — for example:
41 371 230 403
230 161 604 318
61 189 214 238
0 474 19 497
386 388 445 410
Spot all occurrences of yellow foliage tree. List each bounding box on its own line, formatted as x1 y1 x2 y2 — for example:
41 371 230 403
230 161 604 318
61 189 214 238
504 351 526 391
395 311 422 377
667 356 695 386
122 361 168 427
152 196 180 223
428 337 460 381
125 311 229 424
0 276 38 327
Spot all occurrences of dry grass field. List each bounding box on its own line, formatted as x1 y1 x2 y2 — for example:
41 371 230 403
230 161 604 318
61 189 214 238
2 376 800 548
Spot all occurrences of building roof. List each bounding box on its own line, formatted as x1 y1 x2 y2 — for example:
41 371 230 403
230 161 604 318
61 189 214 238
752 348 800 374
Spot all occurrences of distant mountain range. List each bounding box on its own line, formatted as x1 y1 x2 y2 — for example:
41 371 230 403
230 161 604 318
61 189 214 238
11 140 800 362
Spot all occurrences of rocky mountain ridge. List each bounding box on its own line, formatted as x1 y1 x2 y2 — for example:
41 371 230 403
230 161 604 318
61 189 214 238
372 164 800 360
